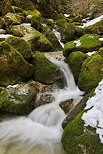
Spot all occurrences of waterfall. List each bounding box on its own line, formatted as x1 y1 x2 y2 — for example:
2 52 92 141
0 58 83 154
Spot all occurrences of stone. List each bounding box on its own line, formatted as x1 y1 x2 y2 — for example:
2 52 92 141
4 13 22 25
0 41 34 86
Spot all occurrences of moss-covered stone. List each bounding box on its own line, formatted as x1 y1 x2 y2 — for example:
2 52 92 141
78 54 103 92
4 13 22 25
0 0 12 16
5 36 33 60
13 0 35 11
62 111 103 154
32 51 62 84
56 19 67 27
65 51 88 83
98 47 103 57
27 10 41 30
84 19 103 34
0 82 37 115
42 18 55 28
64 34 101 57
0 41 34 86
40 25 62 51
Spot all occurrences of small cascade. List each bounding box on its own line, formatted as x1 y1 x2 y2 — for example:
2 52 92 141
0 56 83 154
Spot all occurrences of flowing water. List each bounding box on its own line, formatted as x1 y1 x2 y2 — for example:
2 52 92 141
0 57 83 154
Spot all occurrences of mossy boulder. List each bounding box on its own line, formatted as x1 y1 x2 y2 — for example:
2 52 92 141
32 51 62 84
42 18 55 28
4 13 22 25
65 51 88 83
56 19 67 27
60 23 83 43
62 111 103 154
13 0 35 11
78 54 103 92
0 82 37 115
84 19 103 35
64 34 101 57
27 10 41 30
98 47 103 57
0 41 34 86
40 25 62 51
5 36 33 61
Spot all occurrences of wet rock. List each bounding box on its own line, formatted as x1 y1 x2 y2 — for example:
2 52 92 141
0 41 34 86
0 81 37 115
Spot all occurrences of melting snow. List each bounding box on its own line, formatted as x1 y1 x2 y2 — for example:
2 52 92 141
82 79 103 143
0 34 12 38
74 40 81 47
79 15 103 28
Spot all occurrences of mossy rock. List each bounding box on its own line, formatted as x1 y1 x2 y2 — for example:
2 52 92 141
13 0 35 11
0 0 12 16
65 51 88 83
56 19 67 27
40 25 62 51
42 18 55 28
62 88 95 129
98 47 103 57
78 54 103 92
84 19 103 34
64 34 101 57
0 41 34 86
32 51 62 84
4 13 22 25
62 111 103 154
5 36 33 61
28 10 41 30
0 82 37 115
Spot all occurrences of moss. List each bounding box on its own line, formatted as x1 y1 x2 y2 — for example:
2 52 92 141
42 18 55 28
98 47 103 57
40 25 62 51
1 0 12 16
28 10 41 30
56 19 67 27
0 83 36 115
32 51 62 84
4 13 22 25
5 36 33 60
78 54 103 92
65 51 88 83
84 19 103 34
0 41 34 86
63 34 101 57
13 0 35 11
62 111 103 154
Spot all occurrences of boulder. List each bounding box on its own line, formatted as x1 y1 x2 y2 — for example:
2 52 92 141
5 36 33 61
0 42 34 86
0 0 12 16
98 47 103 57
62 111 103 154
32 51 62 84
78 54 103 92
40 25 62 51
42 18 55 28
65 51 88 83
0 81 37 115
64 34 101 57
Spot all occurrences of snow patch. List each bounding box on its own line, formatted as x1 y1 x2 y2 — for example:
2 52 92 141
82 79 103 143
74 40 81 47
79 15 103 28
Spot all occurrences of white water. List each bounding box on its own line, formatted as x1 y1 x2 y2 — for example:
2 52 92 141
0 58 83 154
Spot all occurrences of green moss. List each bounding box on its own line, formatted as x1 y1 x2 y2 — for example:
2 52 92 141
40 25 62 51
5 36 33 60
1 0 12 16
98 47 103 57
66 51 88 83
62 111 103 154
4 13 22 25
0 83 36 115
13 0 35 11
78 54 103 92
0 42 34 86
56 19 67 27
64 34 101 57
32 51 61 84
42 18 55 28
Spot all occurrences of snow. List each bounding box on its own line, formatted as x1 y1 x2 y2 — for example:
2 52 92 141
99 38 103 41
64 14 70 17
86 51 97 56
74 40 81 47
79 15 103 28
82 79 103 143
0 34 12 38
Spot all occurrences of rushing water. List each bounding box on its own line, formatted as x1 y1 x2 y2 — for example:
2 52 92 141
0 57 83 154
